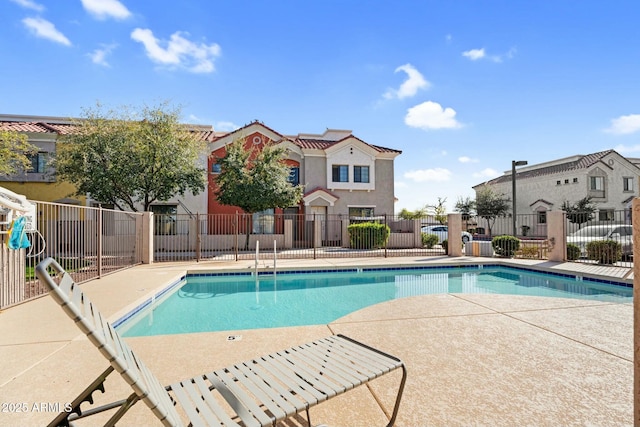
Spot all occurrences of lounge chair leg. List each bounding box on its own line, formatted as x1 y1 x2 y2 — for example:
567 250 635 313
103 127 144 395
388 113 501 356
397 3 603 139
386 365 407 427
48 366 114 427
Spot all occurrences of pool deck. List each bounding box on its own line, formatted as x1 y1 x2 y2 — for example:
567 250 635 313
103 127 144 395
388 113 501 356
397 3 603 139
0 256 634 426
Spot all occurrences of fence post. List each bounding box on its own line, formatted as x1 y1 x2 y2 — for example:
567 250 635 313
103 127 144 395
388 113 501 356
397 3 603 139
234 212 238 262
313 213 317 260
141 211 154 264
546 210 566 262
384 214 388 258
195 213 201 262
447 213 463 257
97 205 103 278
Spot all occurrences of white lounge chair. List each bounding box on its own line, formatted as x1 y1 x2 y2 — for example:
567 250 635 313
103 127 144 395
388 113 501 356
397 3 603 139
36 257 406 427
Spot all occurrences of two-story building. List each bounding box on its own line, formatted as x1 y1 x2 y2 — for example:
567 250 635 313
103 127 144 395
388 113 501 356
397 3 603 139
473 149 640 234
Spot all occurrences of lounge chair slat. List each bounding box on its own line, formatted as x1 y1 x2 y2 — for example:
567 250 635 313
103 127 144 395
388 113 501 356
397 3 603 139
227 363 286 420
241 361 305 417
312 338 389 380
256 354 327 403
35 257 406 427
171 379 219 427
206 370 265 427
289 342 366 387
191 375 242 426
274 350 342 397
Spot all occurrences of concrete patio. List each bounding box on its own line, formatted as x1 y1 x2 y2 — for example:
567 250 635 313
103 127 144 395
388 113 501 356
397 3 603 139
0 256 633 426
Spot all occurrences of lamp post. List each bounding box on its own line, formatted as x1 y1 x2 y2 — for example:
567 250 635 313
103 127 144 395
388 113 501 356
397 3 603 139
512 160 528 236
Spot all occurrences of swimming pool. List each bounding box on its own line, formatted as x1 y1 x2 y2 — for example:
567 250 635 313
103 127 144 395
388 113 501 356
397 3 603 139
117 265 632 337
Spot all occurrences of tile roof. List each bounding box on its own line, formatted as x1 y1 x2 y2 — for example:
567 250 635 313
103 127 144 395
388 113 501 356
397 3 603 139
478 149 618 187
295 136 401 154
0 119 215 141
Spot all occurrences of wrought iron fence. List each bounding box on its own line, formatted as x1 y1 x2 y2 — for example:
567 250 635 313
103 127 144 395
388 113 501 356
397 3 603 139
153 213 451 262
0 202 144 309
564 208 632 267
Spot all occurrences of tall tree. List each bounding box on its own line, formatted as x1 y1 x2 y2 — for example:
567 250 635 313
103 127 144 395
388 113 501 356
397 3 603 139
426 197 448 224
0 130 37 177
55 103 207 211
215 137 304 249
475 185 510 237
454 196 476 231
398 207 427 220
561 196 596 228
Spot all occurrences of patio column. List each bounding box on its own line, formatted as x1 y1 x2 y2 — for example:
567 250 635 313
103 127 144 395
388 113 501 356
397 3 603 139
546 210 566 262
447 213 462 257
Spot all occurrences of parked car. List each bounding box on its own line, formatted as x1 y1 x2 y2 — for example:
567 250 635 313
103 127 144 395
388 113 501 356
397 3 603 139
421 225 473 244
566 224 633 258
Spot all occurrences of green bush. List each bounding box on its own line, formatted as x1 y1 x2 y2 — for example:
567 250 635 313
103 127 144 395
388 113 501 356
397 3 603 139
441 239 448 254
492 235 520 258
348 222 390 249
421 233 439 248
566 243 581 261
586 240 621 264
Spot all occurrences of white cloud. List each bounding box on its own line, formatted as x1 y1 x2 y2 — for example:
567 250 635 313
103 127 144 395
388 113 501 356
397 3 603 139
215 121 240 132
131 28 221 73
462 48 485 61
404 168 452 182
458 156 478 163
605 114 640 135
383 64 430 100
394 181 408 188
9 0 44 12
405 101 462 130
88 44 117 67
462 47 516 63
614 144 640 154
22 17 71 46
81 0 131 20
472 168 499 179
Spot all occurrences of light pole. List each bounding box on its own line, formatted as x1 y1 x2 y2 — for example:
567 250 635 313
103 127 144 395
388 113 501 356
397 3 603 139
512 160 528 236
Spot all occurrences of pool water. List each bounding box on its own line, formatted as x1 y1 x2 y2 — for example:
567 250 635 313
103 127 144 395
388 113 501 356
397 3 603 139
119 266 632 337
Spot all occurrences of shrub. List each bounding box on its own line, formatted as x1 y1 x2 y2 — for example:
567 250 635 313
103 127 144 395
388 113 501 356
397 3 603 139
586 240 621 264
518 246 539 259
347 222 390 249
566 243 581 261
441 239 448 254
422 233 439 248
492 235 520 258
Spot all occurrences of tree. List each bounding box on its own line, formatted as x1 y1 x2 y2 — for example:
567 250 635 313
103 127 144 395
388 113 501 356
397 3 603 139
55 103 207 211
398 207 426 220
215 137 304 249
426 197 448 224
561 196 595 228
454 196 476 231
0 130 37 177
475 185 510 237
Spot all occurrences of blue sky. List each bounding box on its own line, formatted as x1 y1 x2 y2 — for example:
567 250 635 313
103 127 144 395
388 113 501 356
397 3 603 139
2 0 640 213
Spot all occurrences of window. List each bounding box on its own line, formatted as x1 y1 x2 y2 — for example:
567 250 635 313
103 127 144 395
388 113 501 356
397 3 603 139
556 180 561 185
349 207 374 218
332 165 348 182
590 176 604 190
564 179 569 184
211 163 221 174
598 209 614 221
623 177 634 192
537 211 547 224
353 166 369 183
27 152 49 173
253 209 274 234
589 176 605 198
573 178 578 183
151 205 177 235
288 167 299 186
